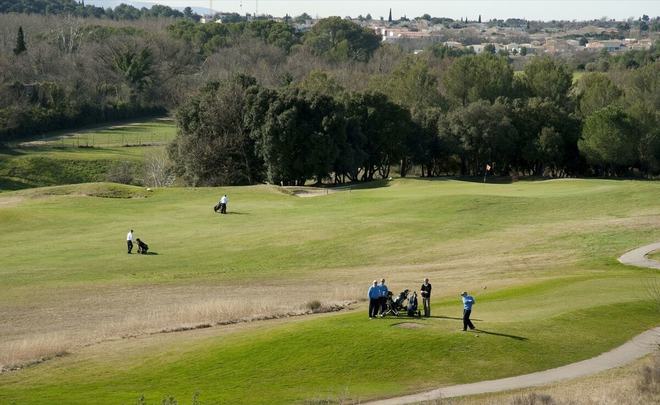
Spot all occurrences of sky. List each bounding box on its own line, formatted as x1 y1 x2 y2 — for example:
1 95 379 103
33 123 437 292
110 0 659 21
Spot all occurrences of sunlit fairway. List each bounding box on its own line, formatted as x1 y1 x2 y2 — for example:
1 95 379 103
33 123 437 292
0 179 659 404
0 118 175 190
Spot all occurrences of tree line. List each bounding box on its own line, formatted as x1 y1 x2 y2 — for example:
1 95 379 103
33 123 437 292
1 13 658 180
0 0 188 20
170 48 659 185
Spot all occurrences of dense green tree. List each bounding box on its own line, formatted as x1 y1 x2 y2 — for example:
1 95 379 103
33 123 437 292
343 92 412 180
444 100 518 175
303 17 381 62
444 53 514 106
508 98 580 175
579 106 639 172
382 56 444 112
248 88 345 185
575 73 622 117
170 76 263 186
523 56 572 104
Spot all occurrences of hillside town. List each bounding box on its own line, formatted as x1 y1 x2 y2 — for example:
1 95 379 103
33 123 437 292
203 9 658 57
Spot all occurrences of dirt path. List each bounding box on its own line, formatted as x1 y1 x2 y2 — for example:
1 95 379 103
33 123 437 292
364 244 660 405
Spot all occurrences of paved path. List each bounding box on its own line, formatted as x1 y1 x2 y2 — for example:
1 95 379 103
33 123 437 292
364 244 660 405
618 242 660 270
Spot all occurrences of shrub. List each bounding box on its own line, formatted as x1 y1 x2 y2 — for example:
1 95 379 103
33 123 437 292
106 161 137 185
512 393 556 405
638 354 660 395
306 300 322 313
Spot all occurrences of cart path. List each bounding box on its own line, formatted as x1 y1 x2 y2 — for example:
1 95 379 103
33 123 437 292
364 243 660 405
618 241 660 269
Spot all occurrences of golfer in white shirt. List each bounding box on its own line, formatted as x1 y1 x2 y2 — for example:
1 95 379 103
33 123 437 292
127 229 134 254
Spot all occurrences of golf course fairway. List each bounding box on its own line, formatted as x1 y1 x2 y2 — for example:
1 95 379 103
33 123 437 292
0 179 659 404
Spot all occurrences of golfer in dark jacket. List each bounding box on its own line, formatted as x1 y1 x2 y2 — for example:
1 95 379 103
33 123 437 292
378 278 389 316
368 280 380 318
420 278 432 317
461 291 476 331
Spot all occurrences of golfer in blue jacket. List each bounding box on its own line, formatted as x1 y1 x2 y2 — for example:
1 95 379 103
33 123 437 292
368 280 380 318
461 291 476 331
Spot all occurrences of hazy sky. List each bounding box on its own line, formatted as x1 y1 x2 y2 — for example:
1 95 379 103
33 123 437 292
133 0 658 21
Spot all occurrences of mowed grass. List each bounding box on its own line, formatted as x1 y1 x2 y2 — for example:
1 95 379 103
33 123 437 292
0 118 175 190
0 179 659 403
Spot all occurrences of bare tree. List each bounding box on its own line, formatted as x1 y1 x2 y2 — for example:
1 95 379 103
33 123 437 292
143 149 175 187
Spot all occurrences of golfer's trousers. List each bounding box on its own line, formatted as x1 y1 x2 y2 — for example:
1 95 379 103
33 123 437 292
463 309 475 330
422 297 431 317
369 299 379 317
127 240 133 253
379 297 387 314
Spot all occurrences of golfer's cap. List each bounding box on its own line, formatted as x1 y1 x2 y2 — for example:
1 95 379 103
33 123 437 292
461 291 467 296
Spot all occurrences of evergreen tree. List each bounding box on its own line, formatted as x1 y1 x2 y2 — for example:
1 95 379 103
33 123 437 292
478 14 482 23
13 26 27 55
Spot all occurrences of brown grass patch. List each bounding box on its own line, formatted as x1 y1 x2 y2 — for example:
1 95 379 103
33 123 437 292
394 322 426 329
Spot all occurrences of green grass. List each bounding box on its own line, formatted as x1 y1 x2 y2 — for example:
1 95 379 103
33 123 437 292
648 251 660 262
0 179 659 404
0 119 175 190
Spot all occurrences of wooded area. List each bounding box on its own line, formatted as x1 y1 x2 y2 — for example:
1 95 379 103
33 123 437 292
1 9 658 182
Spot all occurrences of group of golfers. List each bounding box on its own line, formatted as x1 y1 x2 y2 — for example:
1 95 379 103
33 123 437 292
368 278 476 331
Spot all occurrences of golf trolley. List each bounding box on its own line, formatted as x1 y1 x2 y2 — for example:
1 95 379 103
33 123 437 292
382 289 421 317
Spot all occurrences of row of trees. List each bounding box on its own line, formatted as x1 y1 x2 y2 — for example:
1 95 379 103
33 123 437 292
0 0 187 20
170 51 658 186
167 16 381 61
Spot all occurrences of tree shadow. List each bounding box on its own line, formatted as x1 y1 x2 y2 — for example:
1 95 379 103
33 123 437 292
474 329 528 341
427 315 483 321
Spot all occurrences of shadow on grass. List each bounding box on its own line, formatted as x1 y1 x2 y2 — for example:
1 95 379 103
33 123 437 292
474 329 528 341
414 175 654 184
415 176 549 184
0 178 35 191
427 315 484 321
0 147 26 156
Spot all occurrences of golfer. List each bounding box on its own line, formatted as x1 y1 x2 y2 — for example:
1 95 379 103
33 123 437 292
420 278 432 317
378 278 389 316
461 291 476 331
368 280 380 318
126 229 134 254
220 194 228 214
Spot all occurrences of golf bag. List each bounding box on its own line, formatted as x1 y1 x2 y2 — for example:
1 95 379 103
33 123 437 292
137 239 149 254
393 289 410 312
383 289 410 317
213 203 221 212
407 291 421 317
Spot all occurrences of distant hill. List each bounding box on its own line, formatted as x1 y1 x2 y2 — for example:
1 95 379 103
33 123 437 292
86 0 213 15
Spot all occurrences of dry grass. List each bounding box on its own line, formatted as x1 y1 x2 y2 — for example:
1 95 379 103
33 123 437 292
0 284 362 372
435 353 660 405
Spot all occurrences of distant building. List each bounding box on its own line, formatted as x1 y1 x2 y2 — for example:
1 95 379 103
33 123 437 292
586 40 625 52
443 41 464 48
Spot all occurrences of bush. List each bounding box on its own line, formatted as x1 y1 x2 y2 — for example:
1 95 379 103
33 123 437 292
306 300 322 313
512 393 556 405
639 354 660 395
106 161 138 185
